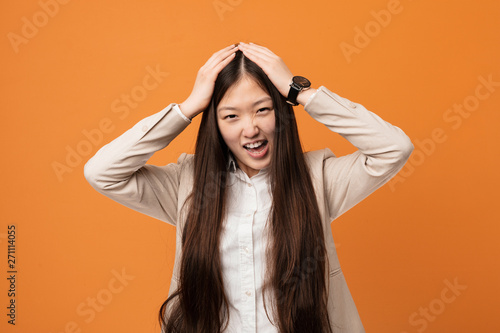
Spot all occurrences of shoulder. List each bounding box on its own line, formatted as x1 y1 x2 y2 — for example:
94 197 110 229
177 152 195 165
304 148 336 167
176 153 195 175
303 148 336 184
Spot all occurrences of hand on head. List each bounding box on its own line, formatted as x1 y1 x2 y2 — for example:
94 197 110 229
237 42 294 98
179 44 239 119
179 42 294 119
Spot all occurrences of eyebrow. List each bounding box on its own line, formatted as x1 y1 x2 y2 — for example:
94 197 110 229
218 96 272 112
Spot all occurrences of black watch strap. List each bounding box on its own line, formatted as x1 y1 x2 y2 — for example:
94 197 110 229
286 84 300 106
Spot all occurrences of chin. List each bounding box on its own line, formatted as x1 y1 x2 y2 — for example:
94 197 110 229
248 160 271 171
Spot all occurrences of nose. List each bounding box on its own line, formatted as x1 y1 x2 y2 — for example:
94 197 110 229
242 115 259 138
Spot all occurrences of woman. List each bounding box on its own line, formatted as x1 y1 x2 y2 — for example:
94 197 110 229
84 42 414 333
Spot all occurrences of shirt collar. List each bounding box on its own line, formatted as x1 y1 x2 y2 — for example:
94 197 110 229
227 153 237 173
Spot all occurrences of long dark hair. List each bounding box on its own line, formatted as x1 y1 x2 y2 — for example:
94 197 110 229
159 50 333 332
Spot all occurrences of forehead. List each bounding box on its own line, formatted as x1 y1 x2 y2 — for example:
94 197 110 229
218 77 272 111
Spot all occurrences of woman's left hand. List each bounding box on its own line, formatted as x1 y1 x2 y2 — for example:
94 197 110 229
237 42 294 98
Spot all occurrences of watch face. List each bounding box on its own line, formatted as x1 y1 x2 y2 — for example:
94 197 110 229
293 76 311 88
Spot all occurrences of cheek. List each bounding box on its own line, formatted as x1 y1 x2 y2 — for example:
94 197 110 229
265 118 276 148
218 123 238 146
264 117 276 135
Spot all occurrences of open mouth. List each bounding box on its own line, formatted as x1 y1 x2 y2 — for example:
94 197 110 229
243 140 268 153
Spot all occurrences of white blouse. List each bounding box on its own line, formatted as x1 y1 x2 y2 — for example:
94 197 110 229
220 156 276 332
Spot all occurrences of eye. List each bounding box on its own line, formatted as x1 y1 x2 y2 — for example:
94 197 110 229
224 114 236 119
257 107 271 113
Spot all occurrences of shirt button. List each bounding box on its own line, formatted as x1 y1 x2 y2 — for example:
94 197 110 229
244 247 250 253
247 183 253 187
141 125 148 132
348 101 357 108
245 291 251 296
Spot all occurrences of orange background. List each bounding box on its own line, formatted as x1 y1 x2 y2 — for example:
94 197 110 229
1 0 499 332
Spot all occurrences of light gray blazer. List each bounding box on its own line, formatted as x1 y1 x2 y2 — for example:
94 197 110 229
84 86 414 332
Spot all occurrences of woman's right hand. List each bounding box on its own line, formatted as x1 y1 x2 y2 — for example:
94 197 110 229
179 44 239 119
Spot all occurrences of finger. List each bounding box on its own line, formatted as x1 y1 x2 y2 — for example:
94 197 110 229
212 51 236 73
239 46 272 68
205 44 237 67
207 48 238 75
248 42 274 54
239 43 277 64
204 44 238 69
245 42 277 58
212 43 238 58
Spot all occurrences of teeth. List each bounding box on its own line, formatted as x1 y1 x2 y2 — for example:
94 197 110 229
244 140 265 149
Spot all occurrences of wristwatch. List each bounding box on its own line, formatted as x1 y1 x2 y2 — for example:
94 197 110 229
286 76 311 106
